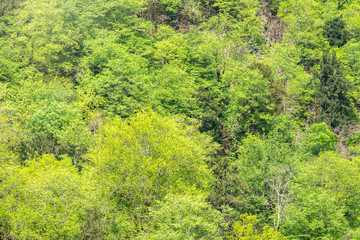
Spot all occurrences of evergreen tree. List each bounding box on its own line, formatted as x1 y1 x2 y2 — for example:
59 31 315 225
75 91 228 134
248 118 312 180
324 15 349 47
317 50 356 128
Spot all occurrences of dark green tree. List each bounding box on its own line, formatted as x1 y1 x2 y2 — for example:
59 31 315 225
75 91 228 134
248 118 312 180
317 50 356 128
324 15 349 47
0 0 24 17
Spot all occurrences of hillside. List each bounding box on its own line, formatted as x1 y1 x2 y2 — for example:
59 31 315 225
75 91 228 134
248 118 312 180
1 0 360 239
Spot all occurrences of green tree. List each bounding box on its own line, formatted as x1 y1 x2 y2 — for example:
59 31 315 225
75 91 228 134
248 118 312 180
283 152 359 239
88 110 215 227
153 25 188 67
316 50 356 127
342 1 360 40
210 0 263 47
262 43 314 122
0 154 106 239
279 0 328 69
324 15 349 47
282 152 360 239
2 0 85 77
343 39 360 102
229 214 287 240
301 122 337 156
21 101 92 163
282 188 348 239
144 0 205 28
279 0 326 49
0 0 24 17
233 117 299 229
0 84 23 163
224 62 274 138
81 30 152 117
138 194 223 239
150 64 200 117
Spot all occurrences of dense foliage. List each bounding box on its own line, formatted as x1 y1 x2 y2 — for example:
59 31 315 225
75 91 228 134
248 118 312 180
1 0 360 239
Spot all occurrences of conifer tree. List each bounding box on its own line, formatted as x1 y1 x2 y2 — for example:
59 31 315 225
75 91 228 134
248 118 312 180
324 15 349 47
317 50 356 128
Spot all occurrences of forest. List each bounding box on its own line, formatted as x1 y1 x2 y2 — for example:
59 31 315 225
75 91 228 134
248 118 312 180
1 0 360 239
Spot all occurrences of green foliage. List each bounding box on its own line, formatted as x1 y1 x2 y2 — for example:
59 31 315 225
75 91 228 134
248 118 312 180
316 50 356 127
138 194 223 239
229 214 287 240
81 30 153 117
262 43 314 120
249 61 283 114
0 154 104 239
21 101 92 162
211 0 263 45
283 187 348 239
153 25 188 67
224 62 273 137
343 2 360 40
3 0 85 77
150 64 200 116
279 0 326 48
324 15 349 47
231 120 298 226
2 0 360 238
88 110 214 208
0 0 25 17
0 84 22 163
279 0 329 69
282 152 360 239
144 0 205 28
301 122 337 156
343 39 360 100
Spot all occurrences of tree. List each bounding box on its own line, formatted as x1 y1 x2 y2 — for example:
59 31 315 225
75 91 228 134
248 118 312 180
279 0 327 69
343 40 360 102
232 116 299 229
316 50 356 127
0 84 22 164
282 152 360 239
210 0 263 47
150 64 200 117
279 0 326 49
208 116 299 231
0 154 106 239
342 2 360 40
88 109 215 227
143 0 205 28
138 194 223 239
229 214 287 240
324 15 349 47
82 30 152 117
224 62 274 138
21 101 92 163
2 0 85 77
301 122 337 156
262 43 314 120
152 25 188 67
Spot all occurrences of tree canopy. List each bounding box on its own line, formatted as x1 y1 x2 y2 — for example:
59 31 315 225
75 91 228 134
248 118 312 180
2 0 360 239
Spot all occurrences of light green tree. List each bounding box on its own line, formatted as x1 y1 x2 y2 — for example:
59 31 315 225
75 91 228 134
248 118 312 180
138 194 223 239
229 214 287 240
88 109 215 211
282 152 360 239
0 154 106 239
